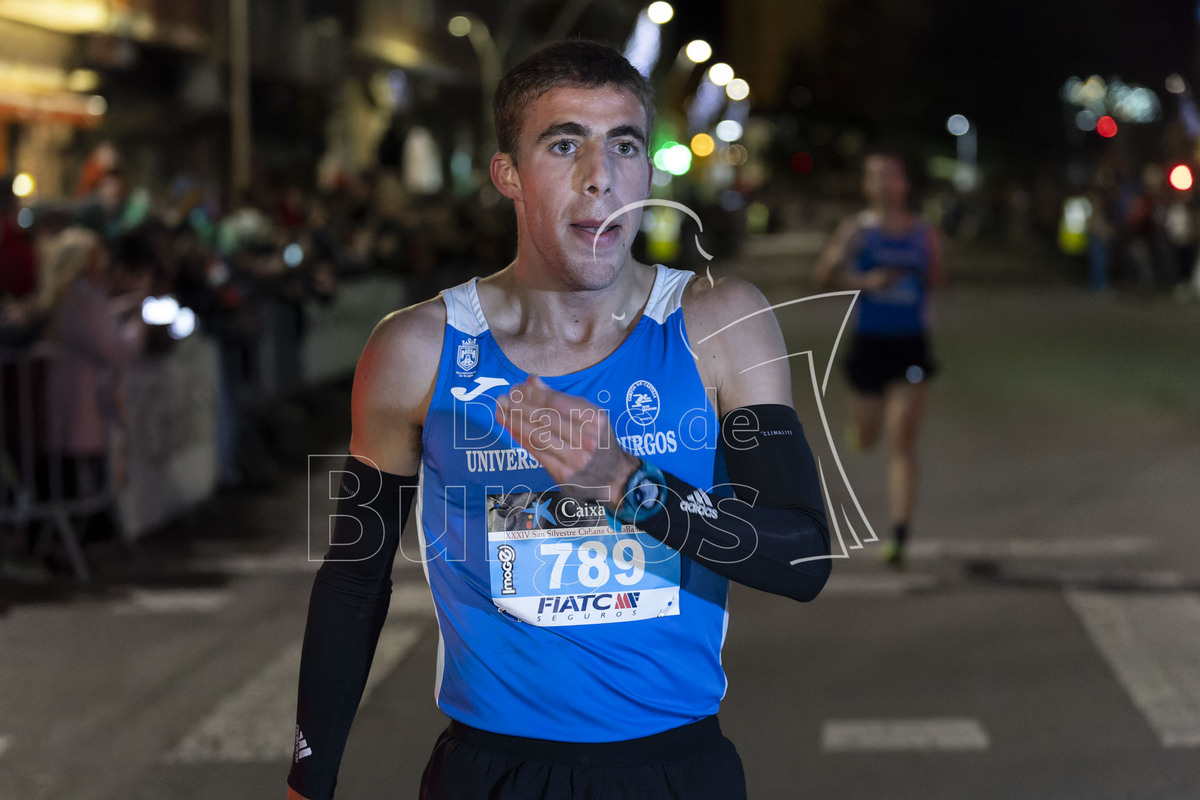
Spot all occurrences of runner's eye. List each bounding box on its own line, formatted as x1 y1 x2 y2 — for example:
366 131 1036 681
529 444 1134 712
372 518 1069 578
614 141 638 156
552 140 577 155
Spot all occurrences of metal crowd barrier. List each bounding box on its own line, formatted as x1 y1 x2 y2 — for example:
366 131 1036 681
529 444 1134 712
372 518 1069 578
0 343 116 582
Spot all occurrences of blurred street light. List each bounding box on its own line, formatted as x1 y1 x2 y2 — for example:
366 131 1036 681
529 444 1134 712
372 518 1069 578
690 132 715 157
685 39 712 63
708 62 733 87
947 114 976 191
654 142 692 175
12 173 34 198
715 119 743 142
1170 164 1193 191
725 78 749 101
449 12 502 161
647 2 674 24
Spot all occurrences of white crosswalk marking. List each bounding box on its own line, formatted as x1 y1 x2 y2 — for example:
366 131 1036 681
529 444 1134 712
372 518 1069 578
163 618 427 763
820 573 940 595
1066 590 1200 748
821 719 990 752
909 536 1151 559
111 589 234 615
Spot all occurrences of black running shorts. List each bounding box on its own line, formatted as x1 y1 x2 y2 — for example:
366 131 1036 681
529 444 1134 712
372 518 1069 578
844 333 937 396
419 716 747 800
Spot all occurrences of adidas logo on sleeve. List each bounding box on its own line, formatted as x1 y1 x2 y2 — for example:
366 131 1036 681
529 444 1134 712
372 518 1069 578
294 725 312 762
680 489 719 520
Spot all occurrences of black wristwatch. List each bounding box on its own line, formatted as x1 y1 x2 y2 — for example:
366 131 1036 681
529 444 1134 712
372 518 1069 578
610 459 666 526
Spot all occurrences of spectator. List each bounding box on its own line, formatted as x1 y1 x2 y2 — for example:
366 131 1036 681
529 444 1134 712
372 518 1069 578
41 227 146 541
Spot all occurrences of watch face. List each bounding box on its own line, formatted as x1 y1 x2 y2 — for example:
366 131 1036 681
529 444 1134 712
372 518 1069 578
634 477 660 509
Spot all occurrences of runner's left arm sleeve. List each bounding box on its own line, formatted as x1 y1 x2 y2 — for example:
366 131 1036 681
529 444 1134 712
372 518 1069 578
616 404 831 602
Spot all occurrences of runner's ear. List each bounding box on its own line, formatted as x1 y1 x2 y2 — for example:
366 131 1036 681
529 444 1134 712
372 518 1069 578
491 152 522 202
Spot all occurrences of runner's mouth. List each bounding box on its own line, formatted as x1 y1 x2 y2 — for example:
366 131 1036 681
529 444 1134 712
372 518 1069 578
572 223 620 234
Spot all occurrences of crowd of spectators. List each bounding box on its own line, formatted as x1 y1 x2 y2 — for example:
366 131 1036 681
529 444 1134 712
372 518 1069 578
0 148 516 574
1078 163 1200 296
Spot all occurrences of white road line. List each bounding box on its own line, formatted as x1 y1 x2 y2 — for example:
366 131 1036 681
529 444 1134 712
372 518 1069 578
111 589 234 615
0 735 11 759
1066 590 1200 748
163 618 426 763
191 552 320 574
821 719 990 752
909 536 1151 559
820 573 940 595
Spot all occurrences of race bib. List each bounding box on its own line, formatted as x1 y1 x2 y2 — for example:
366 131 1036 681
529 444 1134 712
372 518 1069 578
486 490 681 626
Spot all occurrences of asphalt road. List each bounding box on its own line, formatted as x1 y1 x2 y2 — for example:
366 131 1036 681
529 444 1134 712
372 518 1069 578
2 240 1198 800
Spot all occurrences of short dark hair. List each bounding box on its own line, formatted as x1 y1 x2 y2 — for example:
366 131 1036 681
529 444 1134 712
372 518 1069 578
493 40 655 163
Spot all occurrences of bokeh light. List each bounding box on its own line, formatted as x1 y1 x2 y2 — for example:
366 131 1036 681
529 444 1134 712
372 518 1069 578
725 78 749 101
169 307 196 340
647 1 674 24
715 119 743 142
11 173 34 197
724 144 748 166
708 62 733 86
685 40 711 63
447 15 471 37
1170 164 1194 191
1096 115 1118 138
690 133 715 157
142 295 181 326
946 114 970 136
1167 73 1186 94
283 243 304 268
653 142 692 175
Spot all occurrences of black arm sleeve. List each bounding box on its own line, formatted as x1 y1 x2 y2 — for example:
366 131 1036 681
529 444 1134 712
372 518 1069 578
287 456 416 800
623 404 831 602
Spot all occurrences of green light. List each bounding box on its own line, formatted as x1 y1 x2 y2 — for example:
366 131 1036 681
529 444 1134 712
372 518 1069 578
653 142 692 176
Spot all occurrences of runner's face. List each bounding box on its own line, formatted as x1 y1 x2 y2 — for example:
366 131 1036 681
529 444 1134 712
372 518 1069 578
863 155 908 207
503 86 651 289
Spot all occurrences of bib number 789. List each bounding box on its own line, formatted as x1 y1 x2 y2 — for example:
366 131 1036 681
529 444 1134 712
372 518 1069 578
539 538 645 589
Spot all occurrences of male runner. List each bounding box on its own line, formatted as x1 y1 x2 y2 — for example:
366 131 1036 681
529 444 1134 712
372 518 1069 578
813 152 944 567
288 41 831 800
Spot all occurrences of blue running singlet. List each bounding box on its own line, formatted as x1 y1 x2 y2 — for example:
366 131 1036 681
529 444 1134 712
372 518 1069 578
850 220 932 337
416 265 730 742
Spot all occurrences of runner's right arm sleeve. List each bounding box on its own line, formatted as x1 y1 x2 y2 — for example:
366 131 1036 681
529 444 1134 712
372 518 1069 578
615 405 831 602
287 456 416 800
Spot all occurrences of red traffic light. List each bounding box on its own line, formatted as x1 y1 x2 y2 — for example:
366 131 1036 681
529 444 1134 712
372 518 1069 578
1096 115 1118 138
